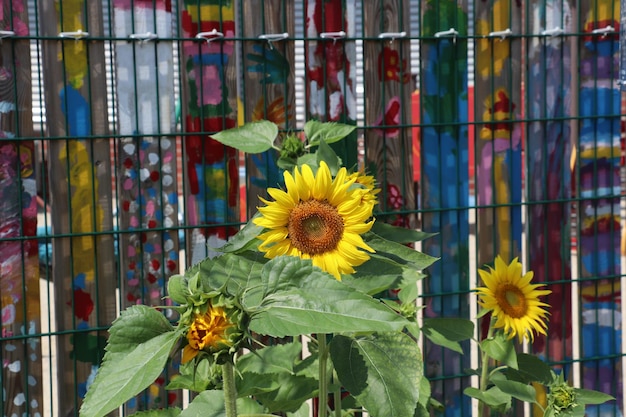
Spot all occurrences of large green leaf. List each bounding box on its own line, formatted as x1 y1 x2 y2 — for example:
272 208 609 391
371 222 437 244
343 257 404 296
481 332 518 369
505 353 552 384
237 341 303 375
463 386 511 414
422 318 474 354
80 331 180 417
244 257 409 337
210 120 278 153
366 234 438 271
305 120 356 146
106 305 175 353
574 388 615 405
179 390 265 417
127 408 182 417
492 379 537 403
213 216 264 254
315 139 342 174
253 373 319 413
330 333 422 417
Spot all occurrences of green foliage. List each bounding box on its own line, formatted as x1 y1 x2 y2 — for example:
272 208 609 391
422 318 474 354
304 120 356 146
210 120 278 153
331 333 423 417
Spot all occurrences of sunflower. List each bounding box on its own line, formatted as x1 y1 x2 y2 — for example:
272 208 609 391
254 161 375 280
476 255 551 343
347 169 380 208
182 305 235 364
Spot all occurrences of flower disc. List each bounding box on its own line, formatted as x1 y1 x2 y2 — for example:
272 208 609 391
254 161 375 279
476 255 552 343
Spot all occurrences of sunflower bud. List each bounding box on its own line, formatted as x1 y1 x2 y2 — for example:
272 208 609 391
548 379 578 415
280 134 306 160
182 300 246 364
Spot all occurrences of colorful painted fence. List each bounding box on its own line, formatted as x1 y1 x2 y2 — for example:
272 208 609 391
0 1 624 416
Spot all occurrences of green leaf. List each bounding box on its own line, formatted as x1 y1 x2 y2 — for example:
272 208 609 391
481 332 518 369
463 386 511 413
277 155 297 171
286 402 310 417
492 379 537 403
341 257 403 296
106 305 175 354
366 233 439 271
236 371 282 397
331 333 423 417
253 373 318 413
305 120 356 146
371 222 437 244
422 318 474 354
213 216 264 254
167 275 189 305
574 388 615 405
210 120 278 153
179 390 264 417
80 331 180 417
316 139 342 174
505 353 553 384
237 341 303 375
127 408 182 417
245 257 409 337
296 153 317 169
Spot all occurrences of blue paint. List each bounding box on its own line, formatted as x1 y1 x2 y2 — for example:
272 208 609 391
191 53 228 67
59 86 91 137
73 273 87 290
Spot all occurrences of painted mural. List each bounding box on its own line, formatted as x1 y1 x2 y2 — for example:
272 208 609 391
305 0 358 169
420 1 470 415
578 1 623 415
526 0 574 399
0 3 41 416
181 0 239 265
113 0 180 411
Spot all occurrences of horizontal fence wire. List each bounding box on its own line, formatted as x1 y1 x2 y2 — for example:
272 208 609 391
0 0 624 416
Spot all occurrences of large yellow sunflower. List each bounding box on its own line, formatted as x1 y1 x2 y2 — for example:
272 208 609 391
254 161 375 280
476 255 551 343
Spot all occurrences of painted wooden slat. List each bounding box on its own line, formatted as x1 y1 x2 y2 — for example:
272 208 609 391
304 0 358 169
420 1 470 414
180 0 240 265
240 0 295 218
0 1 42 416
363 0 415 228
474 0 523 267
38 1 117 415
577 1 623 414
113 0 180 411
525 0 574 381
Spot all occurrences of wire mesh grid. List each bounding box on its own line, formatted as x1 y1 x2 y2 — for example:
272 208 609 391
0 0 623 416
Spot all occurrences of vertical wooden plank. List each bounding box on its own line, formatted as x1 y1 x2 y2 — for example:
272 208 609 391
38 1 116 414
474 0 523 266
240 0 295 218
180 0 240 265
363 0 415 228
304 0 358 169
0 1 42 416
113 0 180 411
420 1 470 414
577 1 623 414
526 0 574 380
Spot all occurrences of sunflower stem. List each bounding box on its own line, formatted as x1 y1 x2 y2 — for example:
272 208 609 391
332 370 342 417
318 334 330 417
223 361 238 417
478 316 496 417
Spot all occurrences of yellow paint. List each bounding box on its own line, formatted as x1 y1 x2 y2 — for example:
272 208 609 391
56 0 87 89
581 213 619 231
480 88 514 140
585 0 619 24
476 0 511 79
494 154 512 261
186 4 234 22
580 280 621 297
579 145 621 160
59 140 103 283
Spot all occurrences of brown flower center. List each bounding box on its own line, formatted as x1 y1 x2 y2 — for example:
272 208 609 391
288 199 344 255
495 284 528 318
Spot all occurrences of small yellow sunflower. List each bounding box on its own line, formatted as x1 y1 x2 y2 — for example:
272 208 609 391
476 255 551 343
182 305 235 364
347 170 380 207
254 161 375 280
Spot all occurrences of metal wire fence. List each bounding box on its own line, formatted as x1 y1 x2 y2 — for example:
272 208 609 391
0 0 623 416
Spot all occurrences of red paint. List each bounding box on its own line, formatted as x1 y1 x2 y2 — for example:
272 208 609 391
71 288 94 321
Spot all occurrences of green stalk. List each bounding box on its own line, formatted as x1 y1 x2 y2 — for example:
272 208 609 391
318 334 330 417
223 361 238 417
332 370 342 417
478 316 496 417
